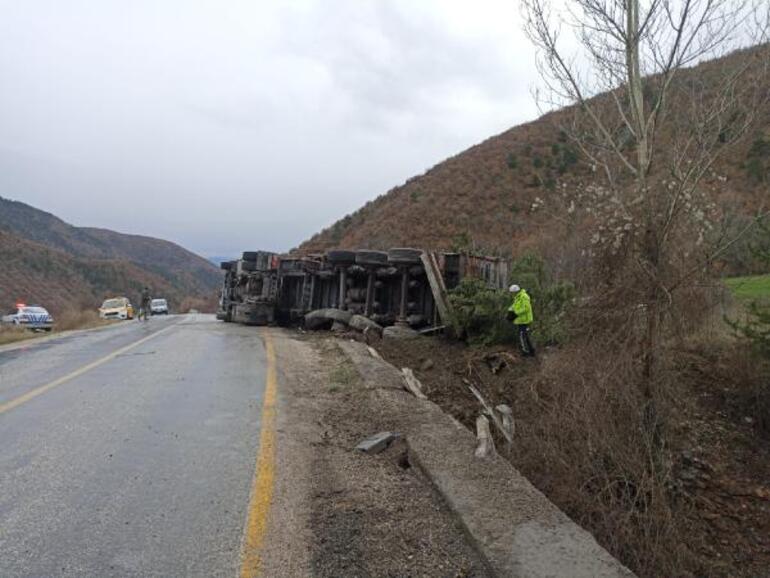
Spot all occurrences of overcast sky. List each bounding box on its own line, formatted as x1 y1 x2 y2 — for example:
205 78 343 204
0 0 541 257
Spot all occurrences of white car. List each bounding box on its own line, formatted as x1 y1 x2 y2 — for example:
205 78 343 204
2 304 54 331
150 298 169 315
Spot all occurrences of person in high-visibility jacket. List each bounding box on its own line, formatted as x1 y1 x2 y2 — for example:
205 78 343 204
507 284 535 357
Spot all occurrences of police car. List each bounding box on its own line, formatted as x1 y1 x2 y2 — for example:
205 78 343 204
2 304 55 331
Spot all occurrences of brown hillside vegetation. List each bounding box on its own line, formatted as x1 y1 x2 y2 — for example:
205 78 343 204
302 43 770 578
0 230 187 315
0 196 221 312
300 47 770 262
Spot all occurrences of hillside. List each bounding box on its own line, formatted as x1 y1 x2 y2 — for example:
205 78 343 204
0 197 221 313
300 47 770 262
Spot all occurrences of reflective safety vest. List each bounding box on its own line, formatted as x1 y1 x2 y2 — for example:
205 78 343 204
508 289 533 325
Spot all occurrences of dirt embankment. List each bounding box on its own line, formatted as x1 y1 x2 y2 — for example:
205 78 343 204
373 336 770 578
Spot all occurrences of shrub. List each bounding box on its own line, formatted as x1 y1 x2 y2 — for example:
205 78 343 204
509 253 576 345
448 278 517 345
727 220 770 432
448 253 575 346
506 152 518 169
54 309 107 331
745 136 770 183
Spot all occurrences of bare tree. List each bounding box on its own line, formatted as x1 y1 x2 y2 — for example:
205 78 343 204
522 0 770 400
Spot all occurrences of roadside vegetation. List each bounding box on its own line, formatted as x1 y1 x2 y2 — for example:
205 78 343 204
0 309 112 347
379 2 770 576
725 273 770 301
448 253 574 346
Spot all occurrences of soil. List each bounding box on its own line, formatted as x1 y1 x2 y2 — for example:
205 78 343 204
272 331 490 578
372 334 770 578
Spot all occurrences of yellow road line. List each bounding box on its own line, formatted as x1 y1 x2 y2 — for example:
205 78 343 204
0 323 177 416
239 330 278 578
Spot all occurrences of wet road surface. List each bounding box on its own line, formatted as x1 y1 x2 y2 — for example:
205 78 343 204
0 315 267 577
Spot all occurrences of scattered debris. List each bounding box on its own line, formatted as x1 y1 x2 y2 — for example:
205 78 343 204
366 345 382 359
349 314 383 336
418 325 446 335
465 380 513 445
382 325 420 340
474 415 496 458
495 404 515 440
401 368 428 399
355 431 400 454
419 358 434 371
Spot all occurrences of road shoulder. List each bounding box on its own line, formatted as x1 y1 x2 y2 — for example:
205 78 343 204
261 329 491 577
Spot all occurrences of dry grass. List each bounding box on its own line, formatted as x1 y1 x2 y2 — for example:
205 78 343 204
0 325 41 346
53 309 110 331
509 345 696 576
0 309 110 348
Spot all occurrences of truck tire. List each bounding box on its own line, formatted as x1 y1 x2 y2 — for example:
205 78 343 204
388 248 423 265
355 250 388 267
327 250 356 265
221 261 232 270
242 251 259 262
241 260 257 272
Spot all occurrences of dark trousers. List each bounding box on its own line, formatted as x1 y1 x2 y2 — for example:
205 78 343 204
517 324 535 357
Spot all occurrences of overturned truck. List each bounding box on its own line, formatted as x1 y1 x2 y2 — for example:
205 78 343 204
217 248 509 330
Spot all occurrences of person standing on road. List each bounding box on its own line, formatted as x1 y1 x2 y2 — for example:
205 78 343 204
139 287 152 321
507 284 536 357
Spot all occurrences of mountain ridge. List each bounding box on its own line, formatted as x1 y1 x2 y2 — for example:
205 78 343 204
298 46 770 263
0 196 221 313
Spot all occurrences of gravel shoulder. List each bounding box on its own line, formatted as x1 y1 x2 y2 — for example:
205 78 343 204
262 330 490 578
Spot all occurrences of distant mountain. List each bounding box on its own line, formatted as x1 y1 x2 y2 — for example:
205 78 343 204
207 256 236 267
0 197 221 313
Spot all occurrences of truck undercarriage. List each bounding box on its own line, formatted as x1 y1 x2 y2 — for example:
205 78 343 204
217 248 509 330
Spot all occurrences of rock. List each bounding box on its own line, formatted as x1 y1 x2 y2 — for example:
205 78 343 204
355 431 400 454
401 368 428 399
383 325 420 340
420 358 434 371
474 415 496 458
495 404 515 440
304 308 353 330
348 315 383 335
331 321 347 332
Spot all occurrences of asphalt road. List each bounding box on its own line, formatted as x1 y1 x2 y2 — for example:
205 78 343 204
0 315 267 578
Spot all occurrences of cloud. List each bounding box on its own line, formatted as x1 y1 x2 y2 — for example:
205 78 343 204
0 0 541 256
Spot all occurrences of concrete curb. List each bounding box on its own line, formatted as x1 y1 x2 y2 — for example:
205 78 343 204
338 339 636 578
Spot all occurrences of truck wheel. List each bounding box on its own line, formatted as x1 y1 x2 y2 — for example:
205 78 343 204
355 250 388 266
387 248 423 265
241 260 258 272
242 251 259 262
327 250 356 265
220 261 232 270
